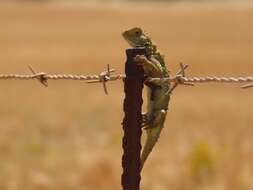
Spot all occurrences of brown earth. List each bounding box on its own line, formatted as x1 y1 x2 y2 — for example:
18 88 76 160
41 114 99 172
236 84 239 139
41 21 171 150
0 2 253 190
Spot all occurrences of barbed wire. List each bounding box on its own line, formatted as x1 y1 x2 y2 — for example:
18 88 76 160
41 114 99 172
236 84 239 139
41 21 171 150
0 64 252 94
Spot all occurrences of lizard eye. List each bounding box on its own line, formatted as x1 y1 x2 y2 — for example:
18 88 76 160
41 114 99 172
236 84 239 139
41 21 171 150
135 31 141 35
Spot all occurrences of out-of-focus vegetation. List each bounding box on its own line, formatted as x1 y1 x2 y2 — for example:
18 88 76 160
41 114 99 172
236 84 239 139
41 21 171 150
189 141 217 183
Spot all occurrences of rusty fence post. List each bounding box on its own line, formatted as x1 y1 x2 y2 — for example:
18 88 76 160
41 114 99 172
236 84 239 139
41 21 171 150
122 47 146 190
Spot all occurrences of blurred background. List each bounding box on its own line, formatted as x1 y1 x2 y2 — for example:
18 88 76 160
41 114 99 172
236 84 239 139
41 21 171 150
0 0 253 190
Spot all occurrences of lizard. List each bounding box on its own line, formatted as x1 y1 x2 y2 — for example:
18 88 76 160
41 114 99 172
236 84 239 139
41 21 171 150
122 27 171 170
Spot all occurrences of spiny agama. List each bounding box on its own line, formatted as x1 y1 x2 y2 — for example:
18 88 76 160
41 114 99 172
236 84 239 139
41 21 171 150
122 27 171 170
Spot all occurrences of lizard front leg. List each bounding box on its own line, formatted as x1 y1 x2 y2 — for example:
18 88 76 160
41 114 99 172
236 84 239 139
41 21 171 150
134 55 165 128
134 55 163 77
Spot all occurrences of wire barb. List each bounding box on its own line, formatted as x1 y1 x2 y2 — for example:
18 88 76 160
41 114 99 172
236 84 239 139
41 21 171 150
86 64 115 94
167 63 192 94
241 83 253 89
28 65 48 87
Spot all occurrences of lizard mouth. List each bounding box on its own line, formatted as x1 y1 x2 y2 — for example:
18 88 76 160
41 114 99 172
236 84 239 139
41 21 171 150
123 38 137 48
127 40 137 47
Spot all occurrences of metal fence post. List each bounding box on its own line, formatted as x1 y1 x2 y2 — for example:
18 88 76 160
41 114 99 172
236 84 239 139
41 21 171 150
122 47 146 190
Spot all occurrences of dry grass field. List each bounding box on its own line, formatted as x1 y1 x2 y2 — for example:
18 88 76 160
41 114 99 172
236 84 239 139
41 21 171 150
0 2 253 190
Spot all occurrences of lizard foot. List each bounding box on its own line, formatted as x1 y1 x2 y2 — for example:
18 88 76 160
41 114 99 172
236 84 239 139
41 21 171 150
141 113 150 128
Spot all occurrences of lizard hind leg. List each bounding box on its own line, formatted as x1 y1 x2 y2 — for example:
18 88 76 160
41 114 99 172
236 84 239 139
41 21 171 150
144 109 167 129
152 109 167 126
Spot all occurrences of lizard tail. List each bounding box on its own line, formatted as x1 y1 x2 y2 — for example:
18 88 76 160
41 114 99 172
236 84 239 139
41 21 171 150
140 125 163 171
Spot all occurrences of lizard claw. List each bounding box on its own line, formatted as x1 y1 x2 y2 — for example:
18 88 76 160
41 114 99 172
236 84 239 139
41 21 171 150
141 113 150 128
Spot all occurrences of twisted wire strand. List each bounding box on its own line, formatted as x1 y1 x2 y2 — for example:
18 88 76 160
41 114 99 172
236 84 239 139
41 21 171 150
182 76 253 83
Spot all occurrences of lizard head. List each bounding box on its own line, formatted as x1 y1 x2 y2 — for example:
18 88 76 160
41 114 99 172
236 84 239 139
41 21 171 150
122 27 151 48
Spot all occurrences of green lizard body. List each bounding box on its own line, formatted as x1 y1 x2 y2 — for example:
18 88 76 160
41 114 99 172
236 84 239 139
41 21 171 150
122 27 171 170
